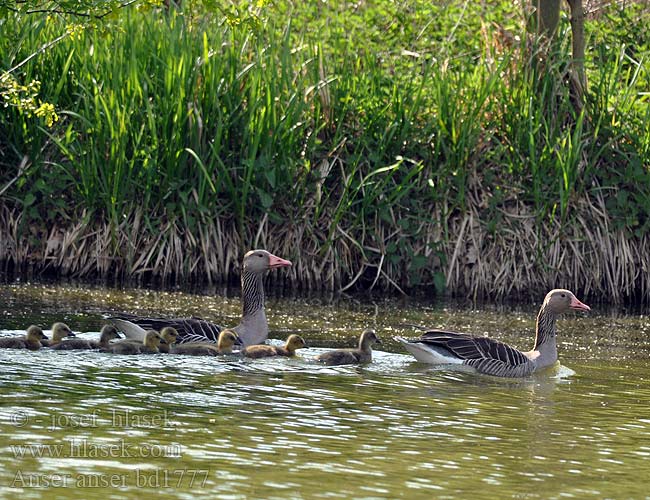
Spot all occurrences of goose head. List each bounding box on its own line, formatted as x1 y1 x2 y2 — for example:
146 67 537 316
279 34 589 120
26 325 47 343
217 329 242 353
143 330 163 349
243 250 292 274
544 289 591 314
160 327 179 346
52 322 75 342
359 329 381 349
285 334 307 352
100 324 121 342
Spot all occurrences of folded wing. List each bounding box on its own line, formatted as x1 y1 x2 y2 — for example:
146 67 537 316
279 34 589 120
418 329 530 367
106 313 222 344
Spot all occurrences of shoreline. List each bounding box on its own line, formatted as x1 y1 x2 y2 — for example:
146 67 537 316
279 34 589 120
2 197 647 304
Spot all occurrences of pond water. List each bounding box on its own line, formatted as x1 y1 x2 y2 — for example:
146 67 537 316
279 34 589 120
1 281 649 499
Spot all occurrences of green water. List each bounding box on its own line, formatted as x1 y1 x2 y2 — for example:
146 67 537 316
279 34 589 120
1 283 650 499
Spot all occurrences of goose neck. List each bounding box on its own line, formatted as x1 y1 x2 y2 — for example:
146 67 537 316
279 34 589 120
241 270 265 318
531 304 559 369
218 344 232 354
359 337 372 352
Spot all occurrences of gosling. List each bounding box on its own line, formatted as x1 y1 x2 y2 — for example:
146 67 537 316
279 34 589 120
158 327 179 353
40 323 76 347
0 325 48 350
102 330 163 355
171 329 242 356
243 334 307 359
316 329 381 366
52 325 122 350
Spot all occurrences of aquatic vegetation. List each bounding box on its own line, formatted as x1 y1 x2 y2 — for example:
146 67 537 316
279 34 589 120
0 1 649 301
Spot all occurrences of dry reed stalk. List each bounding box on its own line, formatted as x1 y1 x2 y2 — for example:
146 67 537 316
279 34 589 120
2 190 650 302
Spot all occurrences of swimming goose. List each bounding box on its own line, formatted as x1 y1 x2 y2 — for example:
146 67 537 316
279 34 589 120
102 330 163 355
52 325 122 350
158 327 179 353
0 325 48 350
40 323 76 347
243 334 307 359
395 289 590 377
316 330 381 366
171 329 242 356
106 249 291 347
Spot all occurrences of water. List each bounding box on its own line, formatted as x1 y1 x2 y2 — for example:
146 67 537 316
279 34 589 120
1 282 650 499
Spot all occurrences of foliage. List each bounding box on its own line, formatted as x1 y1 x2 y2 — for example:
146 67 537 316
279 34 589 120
0 1 649 297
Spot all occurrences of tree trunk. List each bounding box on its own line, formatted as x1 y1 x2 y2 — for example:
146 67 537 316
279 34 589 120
566 0 586 94
528 0 586 111
534 0 561 38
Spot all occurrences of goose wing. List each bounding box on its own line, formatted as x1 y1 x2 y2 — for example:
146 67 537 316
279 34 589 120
106 313 222 343
418 329 530 366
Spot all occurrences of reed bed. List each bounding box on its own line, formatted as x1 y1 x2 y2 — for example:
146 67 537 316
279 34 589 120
0 1 649 302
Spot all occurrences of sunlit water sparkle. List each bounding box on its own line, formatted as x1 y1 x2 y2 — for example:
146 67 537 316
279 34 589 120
1 282 649 499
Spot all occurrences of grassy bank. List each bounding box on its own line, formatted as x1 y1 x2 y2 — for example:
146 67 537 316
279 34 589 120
1 1 649 302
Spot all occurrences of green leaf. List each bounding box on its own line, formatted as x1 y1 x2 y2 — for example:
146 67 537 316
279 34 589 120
410 255 427 270
258 190 273 209
24 193 36 206
264 168 276 189
433 272 446 294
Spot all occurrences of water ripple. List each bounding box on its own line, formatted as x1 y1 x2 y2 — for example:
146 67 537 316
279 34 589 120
2 285 650 498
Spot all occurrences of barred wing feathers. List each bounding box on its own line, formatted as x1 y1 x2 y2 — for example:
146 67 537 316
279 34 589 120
418 329 532 375
106 313 222 344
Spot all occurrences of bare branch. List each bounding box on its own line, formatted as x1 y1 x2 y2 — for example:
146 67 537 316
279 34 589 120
4 32 69 75
0 156 30 197
3 0 143 21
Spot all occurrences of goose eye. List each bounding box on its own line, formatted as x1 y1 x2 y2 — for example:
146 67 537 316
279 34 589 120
561 293 566 298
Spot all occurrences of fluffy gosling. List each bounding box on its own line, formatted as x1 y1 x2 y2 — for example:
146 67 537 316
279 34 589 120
316 329 381 366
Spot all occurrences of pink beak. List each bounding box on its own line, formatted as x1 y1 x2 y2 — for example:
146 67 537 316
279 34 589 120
570 296 591 312
268 254 292 269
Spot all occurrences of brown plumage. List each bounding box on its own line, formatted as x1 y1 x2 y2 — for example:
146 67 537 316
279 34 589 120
316 330 381 366
102 330 163 355
158 327 179 353
40 323 75 347
243 334 307 359
52 325 121 350
171 329 242 356
0 325 48 350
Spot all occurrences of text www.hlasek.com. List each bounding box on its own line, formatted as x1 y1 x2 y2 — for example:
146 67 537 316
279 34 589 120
11 439 181 459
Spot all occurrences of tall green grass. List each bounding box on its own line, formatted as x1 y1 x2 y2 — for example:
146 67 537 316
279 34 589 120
1 1 649 299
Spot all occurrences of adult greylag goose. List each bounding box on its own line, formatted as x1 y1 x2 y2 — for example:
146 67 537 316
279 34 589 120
106 250 291 347
171 329 242 356
395 289 590 378
102 330 163 355
243 334 306 359
52 325 122 350
0 325 48 350
316 330 381 366
40 323 76 347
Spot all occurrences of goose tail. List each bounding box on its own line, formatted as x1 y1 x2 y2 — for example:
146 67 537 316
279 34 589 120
105 319 147 342
394 336 463 365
